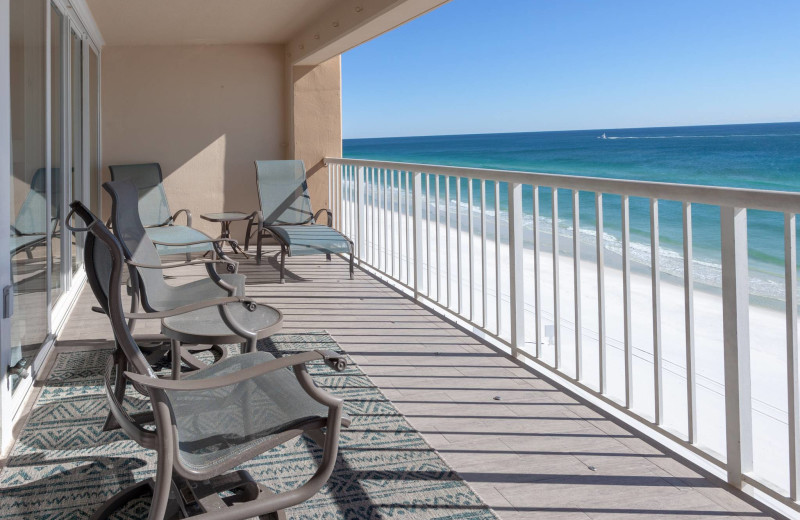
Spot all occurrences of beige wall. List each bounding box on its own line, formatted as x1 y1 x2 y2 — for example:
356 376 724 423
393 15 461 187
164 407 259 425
101 44 286 239
291 56 342 216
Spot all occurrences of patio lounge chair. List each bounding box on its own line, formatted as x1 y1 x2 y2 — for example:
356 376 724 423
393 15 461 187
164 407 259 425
69 201 348 520
248 160 354 282
108 162 212 258
11 168 59 258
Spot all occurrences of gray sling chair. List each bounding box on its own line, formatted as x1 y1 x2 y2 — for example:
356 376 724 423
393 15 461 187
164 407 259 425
247 160 354 282
11 167 60 258
69 200 348 520
104 179 246 377
108 163 213 259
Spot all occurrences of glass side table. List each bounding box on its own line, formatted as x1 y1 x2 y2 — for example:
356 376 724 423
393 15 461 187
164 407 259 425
161 301 283 378
200 211 254 258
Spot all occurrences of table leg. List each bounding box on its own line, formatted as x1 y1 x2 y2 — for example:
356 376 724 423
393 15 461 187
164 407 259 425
171 340 182 379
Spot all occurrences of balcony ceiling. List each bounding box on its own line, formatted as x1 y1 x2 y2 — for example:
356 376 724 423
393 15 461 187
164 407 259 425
85 0 340 46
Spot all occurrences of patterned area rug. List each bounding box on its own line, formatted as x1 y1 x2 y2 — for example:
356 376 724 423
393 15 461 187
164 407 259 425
0 332 497 519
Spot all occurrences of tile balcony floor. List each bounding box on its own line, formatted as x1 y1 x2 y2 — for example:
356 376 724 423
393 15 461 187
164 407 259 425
19 246 776 519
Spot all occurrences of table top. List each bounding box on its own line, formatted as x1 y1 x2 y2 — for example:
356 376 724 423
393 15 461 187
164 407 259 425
161 301 282 345
200 212 251 223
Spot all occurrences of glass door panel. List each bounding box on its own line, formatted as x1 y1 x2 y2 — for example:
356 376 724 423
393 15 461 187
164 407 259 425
69 30 83 275
89 47 99 215
8 0 48 394
50 3 64 303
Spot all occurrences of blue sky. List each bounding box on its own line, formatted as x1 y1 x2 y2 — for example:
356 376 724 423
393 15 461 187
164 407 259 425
342 0 800 138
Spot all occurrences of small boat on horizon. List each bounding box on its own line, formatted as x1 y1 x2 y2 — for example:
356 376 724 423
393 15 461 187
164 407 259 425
599 132 607 139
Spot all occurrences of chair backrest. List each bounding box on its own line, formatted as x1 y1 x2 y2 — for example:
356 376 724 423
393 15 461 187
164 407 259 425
108 163 172 227
255 160 313 225
14 168 61 234
103 180 173 312
69 201 154 378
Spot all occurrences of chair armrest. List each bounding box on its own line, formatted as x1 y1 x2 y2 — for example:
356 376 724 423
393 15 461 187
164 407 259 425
151 237 239 248
314 208 333 227
172 208 192 226
124 296 255 320
125 349 346 391
125 257 237 271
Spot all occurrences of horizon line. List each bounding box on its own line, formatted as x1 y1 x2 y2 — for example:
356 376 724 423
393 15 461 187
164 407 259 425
343 119 800 141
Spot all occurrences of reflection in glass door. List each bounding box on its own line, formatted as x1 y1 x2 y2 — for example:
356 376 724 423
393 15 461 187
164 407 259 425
8 0 48 394
69 30 84 276
50 3 64 303
89 47 99 216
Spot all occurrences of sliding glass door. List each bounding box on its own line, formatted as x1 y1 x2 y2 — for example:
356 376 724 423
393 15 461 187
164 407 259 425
8 0 48 396
2 0 101 439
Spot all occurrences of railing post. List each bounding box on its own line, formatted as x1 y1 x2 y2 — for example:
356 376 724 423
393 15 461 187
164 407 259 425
509 182 525 356
356 166 366 262
412 171 423 298
720 206 753 489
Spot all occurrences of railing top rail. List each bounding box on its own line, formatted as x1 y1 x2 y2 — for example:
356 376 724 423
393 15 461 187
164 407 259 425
325 157 800 213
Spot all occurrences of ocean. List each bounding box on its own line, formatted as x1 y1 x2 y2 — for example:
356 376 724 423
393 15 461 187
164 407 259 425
344 122 800 302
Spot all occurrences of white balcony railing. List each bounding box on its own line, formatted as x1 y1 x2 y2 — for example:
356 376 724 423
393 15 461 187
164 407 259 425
325 156 800 516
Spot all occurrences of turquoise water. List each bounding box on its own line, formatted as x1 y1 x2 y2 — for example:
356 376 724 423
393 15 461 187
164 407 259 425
344 122 800 299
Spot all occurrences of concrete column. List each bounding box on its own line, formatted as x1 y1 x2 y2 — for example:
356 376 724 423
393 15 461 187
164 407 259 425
290 56 341 215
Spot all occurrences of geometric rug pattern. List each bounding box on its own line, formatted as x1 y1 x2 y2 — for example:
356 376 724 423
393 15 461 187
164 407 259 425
0 332 497 519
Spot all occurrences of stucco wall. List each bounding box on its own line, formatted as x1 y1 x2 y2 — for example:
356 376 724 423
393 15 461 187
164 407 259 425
291 56 342 217
101 44 286 240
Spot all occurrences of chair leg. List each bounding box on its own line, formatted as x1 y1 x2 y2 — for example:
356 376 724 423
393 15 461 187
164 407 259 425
148 402 175 520
280 247 287 284
326 253 331 261
256 233 263 265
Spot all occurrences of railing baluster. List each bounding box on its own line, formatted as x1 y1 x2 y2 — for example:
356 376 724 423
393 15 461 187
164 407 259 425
786 212 799 501
426 174 432 294
357 166 366 261
468 179 475 320
622 195 632 408
552 188 561 368
573 190 582 379
651 198 663 424
412 171 423 298
457 178 463 313
533 186 542 357
435 175 441 301
596 193 606 393
380 168 385 269
446 176 452 308
406 171 412 284
481 180 488 328
370 168 376 264
391 169 397 277
363 168 369 263
509 182 525 355
683 202 697 443
385 168 390 274
346 165 352 244
348 166 358 247
720 205 753 488
373 168 377 267
495 181 502 335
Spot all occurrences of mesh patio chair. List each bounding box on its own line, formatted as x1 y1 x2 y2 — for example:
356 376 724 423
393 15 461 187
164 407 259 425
103 179 248 381
108 163 212 258
68 201 348 520
247 160 354 282
11 168 60 258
